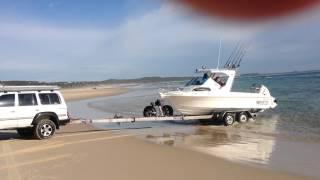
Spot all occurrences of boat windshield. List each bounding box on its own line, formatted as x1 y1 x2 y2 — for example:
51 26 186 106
185 74 209 86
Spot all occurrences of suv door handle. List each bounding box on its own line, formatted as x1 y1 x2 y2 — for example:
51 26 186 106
11 111 15 113
35 109 40 112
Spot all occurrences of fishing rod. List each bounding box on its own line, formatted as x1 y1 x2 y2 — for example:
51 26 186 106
230 44 244 68
236 49 246 67
233 47 246 68
224 42 240 68
229 43 243 67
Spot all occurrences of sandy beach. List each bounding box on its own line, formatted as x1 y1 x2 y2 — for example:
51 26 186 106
0 86 310 180
61 85 128 102
0 123 306 180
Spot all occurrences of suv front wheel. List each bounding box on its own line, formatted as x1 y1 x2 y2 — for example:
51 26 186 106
33 119 56 140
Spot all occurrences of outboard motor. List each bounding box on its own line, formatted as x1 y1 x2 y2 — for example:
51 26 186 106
143 99 174 117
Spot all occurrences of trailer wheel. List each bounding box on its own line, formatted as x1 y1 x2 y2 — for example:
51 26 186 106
162 105 173 116
224 113 235 126
238 112 248 123
143 106 157 117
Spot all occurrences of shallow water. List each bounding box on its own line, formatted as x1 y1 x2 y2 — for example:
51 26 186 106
68 72 320 178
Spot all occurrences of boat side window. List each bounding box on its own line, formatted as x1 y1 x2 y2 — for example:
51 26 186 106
213 75 228 87
0 94 15 107
193 87 211 91
18 93 38 106
185 74 209 87
39 93 61 105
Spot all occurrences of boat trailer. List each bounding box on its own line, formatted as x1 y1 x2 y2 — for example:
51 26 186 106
70 99 256 126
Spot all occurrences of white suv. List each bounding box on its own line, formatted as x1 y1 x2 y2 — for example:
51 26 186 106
0 86 70 139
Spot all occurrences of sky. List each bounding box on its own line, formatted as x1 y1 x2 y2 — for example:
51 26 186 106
0 0 319 81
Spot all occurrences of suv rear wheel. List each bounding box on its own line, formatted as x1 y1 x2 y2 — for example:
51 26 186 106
33 119 56 140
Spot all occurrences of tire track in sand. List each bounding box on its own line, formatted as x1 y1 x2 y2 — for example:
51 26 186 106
2 142 22 180
0 154 71 171
0 134 132 159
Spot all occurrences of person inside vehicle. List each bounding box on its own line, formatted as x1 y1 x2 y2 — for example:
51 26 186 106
213 75 226 87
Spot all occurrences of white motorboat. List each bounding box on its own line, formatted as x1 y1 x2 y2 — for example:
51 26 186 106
160 67 277 117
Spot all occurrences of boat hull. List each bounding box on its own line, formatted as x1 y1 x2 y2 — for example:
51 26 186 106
161 92 277 115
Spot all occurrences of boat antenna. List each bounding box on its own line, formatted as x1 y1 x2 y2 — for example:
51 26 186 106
216 38 222 69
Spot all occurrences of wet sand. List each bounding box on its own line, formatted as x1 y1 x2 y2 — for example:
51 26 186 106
61 85 128 102
140 122 320 178
0 124 306 180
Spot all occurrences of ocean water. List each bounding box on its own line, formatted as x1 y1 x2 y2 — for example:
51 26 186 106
68 71 320 178
233 72 320 137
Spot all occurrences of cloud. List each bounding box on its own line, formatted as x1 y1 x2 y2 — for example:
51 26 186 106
242 18 320 73
0 4 257 81
0 3 318 81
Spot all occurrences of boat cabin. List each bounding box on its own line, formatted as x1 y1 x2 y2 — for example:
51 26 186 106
184 68 236 92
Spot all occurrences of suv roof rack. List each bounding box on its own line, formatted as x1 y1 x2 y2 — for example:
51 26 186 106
0 85 60 92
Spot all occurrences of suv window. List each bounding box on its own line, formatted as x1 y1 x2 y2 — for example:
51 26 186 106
18 93 38 106
39 93 61 105
0 94 15 107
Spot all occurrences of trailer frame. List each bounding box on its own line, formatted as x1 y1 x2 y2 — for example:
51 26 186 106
70 110 256 126
70 114 214 125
